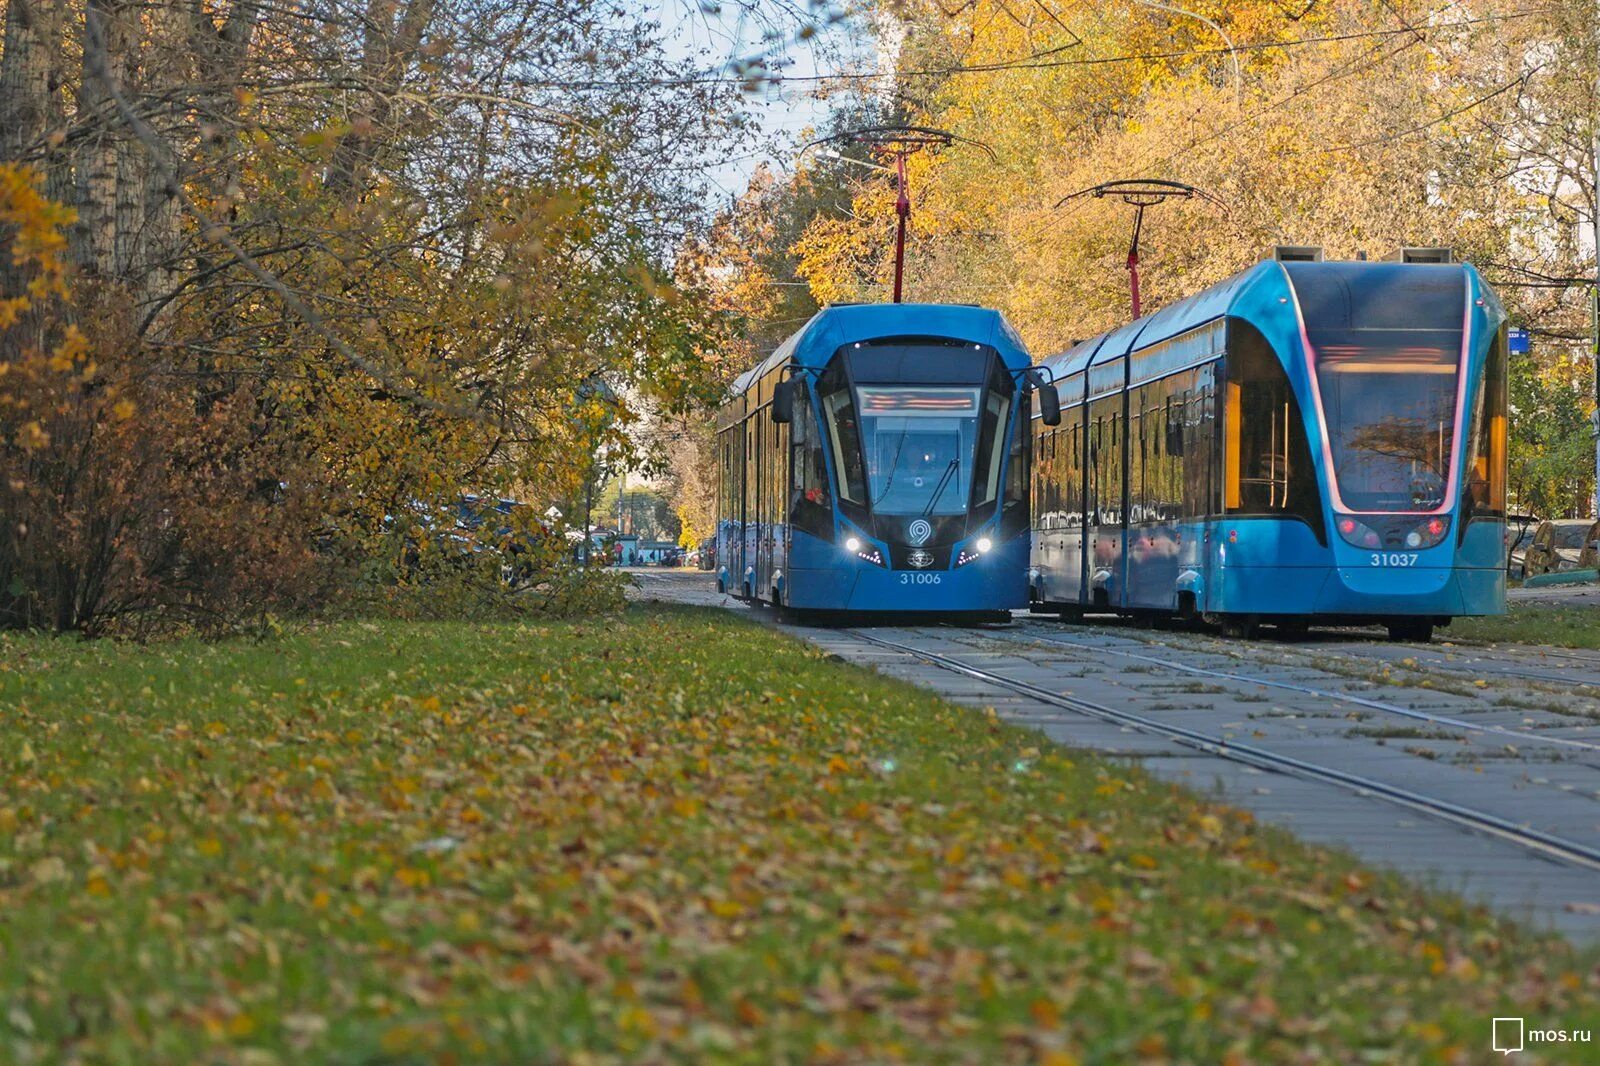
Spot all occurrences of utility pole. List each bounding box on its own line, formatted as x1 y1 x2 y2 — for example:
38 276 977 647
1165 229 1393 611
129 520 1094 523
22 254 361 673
583 472 593 564
1592 104 1599 518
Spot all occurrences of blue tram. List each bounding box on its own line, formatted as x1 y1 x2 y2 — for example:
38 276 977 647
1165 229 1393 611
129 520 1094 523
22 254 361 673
1028 253 1508 642
715 303 1049 616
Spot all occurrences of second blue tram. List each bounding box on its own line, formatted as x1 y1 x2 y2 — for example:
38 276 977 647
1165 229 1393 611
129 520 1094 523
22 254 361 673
715 303 1049 616
1028 254 1508 642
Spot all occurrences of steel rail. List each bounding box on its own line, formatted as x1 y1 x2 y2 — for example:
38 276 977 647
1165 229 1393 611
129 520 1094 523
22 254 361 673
1006 629 1600 754
1179 632 1600 689
1445 640 1600 669
848 629 1600 874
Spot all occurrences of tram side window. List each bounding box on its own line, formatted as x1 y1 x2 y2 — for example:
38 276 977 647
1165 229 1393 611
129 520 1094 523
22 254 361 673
1162 380 1187 520
818 364 867 507
1049 429 1062 527
1085 418 1100 524
1043 427 1058 529
1182 371 1218 518
1092 417 1104 524
973 360 1015 510
1088 406 1123 527
1223 321 1323 539
768 416 780 531
1464 325 1508 521
1106 411 1122 525
722 431 733 523
1130 404 1146 524
745 419 755 528
1052 427 1064 528
1049 426 1061 527
1032 423 1050 529
718 432 731 523
1065 421 1081 525
1003 392 1028 529
791 387 831 537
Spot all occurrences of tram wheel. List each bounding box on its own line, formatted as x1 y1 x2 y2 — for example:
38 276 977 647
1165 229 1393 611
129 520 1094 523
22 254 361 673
1219 617 1256 639
1386 619 1434 643
1275 618 1310 640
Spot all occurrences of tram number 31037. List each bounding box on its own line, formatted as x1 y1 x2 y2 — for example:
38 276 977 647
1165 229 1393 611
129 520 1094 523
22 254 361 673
900 573 943 585
1370 552 1420 567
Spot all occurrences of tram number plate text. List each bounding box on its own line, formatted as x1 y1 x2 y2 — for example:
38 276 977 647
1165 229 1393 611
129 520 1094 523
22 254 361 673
899 573 943 585
1369 552 1419 567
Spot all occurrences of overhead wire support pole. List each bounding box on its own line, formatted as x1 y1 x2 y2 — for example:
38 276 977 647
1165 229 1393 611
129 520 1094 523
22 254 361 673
893 153 910 303
801 126 996 304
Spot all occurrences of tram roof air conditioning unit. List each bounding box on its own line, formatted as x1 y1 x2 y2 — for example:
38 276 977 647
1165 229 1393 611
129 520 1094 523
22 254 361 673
1386 246 1454 264
1272 245 1323 262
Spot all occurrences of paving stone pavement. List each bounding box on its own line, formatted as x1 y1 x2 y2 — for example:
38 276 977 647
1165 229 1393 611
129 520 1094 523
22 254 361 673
628 569 1600 943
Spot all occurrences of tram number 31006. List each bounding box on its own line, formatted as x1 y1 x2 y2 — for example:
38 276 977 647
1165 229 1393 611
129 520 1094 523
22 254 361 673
899 573 943 585
1370 552 1420 567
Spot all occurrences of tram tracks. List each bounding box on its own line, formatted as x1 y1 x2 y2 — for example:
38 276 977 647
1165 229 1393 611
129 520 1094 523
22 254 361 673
1002 628 1600 755
847 628 1600 875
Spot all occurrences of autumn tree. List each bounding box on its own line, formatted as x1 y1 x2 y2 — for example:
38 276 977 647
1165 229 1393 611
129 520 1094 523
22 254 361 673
0 0 768 630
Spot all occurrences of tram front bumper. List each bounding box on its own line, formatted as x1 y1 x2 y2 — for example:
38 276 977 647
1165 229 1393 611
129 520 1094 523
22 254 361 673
1313 565 1467 616
783 559 1027 612
1215 564 1500 617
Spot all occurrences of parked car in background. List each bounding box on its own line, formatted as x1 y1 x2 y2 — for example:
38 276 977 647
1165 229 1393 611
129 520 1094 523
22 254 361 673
1522 519 1600 578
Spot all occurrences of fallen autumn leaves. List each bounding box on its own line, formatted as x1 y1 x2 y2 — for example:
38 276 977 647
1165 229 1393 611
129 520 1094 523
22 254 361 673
0 607 1594 1062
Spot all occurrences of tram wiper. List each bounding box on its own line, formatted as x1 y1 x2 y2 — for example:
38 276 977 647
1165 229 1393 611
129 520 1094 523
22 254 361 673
923 458 959 516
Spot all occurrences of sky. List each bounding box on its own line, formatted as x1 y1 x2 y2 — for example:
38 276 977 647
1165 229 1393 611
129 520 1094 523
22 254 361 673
644 0 876 206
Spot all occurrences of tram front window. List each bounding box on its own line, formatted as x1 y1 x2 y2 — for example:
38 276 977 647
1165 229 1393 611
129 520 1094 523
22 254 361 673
819 339 1015 520
855 387 984 515
1312 330 1462 512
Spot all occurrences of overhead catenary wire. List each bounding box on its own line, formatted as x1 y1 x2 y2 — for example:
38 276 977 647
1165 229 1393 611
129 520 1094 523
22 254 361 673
508 10 1549 90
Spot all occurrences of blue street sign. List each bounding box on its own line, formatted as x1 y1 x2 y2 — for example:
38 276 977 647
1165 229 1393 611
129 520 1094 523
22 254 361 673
1508 327 1531 354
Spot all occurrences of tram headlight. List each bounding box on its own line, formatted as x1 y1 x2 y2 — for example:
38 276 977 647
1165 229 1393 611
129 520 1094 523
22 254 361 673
842 532 885 566
955 533 995 568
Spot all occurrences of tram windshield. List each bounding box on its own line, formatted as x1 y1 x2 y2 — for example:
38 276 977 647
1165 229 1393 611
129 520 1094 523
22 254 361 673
816 340 1015 517
1311 329 1462 512
854 387 985 515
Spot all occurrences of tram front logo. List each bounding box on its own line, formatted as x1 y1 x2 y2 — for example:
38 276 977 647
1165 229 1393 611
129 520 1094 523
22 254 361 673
907 519 932 546
907 550 934 569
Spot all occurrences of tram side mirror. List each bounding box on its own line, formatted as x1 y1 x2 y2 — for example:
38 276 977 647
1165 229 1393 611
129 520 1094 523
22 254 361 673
771 380 795 424
1037 383 1062 426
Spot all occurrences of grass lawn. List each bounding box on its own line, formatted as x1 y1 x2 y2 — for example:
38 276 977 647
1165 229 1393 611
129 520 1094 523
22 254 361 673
0 608 1595 1063
1450 603 1600 649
